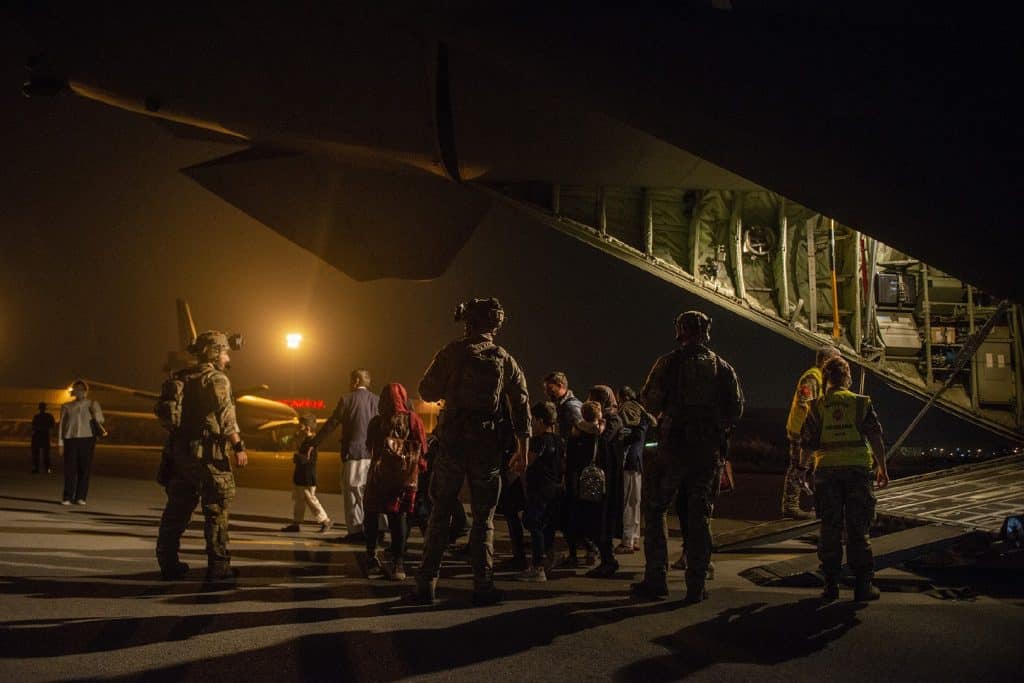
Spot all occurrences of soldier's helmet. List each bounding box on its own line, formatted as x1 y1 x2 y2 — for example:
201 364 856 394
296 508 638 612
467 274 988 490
188 330 243 362
455 297 505 333
675 310 712 344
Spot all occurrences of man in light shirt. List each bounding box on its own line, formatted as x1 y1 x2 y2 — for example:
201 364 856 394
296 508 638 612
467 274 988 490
58 379 104 505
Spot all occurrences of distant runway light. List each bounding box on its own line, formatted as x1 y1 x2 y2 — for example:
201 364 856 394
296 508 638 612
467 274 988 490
286 333 303 349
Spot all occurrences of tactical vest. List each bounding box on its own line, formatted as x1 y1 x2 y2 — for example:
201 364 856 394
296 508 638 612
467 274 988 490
666 347 720 421
786 366 823 437
813 388 873 468
178 365 222 441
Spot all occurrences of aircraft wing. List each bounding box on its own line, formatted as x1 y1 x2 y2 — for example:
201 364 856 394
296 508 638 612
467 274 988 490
83 380 159 401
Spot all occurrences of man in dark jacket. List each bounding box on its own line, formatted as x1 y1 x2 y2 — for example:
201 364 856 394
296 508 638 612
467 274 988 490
31 402 56 474
313 369 379 542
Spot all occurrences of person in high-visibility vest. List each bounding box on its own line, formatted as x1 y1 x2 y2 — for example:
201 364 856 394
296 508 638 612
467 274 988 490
781 345 840 518
797 356 890 603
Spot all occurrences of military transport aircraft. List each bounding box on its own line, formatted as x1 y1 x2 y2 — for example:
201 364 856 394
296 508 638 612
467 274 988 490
14 4 1022 441
81 299 300 448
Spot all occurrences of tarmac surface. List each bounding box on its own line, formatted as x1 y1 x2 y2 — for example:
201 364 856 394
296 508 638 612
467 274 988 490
0 445 1021 682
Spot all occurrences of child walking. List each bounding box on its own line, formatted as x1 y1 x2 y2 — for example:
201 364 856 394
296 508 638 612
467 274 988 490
282 413 334 533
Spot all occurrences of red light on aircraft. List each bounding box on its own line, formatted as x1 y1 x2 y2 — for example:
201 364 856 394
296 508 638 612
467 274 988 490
276 398 325 410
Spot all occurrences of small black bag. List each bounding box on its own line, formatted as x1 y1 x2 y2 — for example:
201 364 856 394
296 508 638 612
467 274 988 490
578 437 605 503
89 401 108 439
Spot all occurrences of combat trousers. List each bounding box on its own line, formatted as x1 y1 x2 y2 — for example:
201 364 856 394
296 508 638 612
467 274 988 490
643 453 718 588
156 458 236 572
781 437 803 513
814 466 876 578
418 431 502 590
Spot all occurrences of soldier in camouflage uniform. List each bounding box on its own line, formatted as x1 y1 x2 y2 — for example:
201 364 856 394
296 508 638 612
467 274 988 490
797 355 889 602
781 344 840 518
407 298 531 606
631 311 743 604
155 330 249 581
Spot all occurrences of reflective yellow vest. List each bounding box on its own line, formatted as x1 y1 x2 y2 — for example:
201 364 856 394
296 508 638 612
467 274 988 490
786 366 823 437
813 388 873 469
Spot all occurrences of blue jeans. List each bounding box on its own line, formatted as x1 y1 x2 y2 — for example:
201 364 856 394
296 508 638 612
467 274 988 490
524 494 554 566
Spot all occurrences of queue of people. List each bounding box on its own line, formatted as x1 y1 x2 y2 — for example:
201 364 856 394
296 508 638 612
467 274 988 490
98 294 887 607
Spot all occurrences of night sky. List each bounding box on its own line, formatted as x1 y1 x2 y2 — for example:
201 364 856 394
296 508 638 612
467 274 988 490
0 28 1004 447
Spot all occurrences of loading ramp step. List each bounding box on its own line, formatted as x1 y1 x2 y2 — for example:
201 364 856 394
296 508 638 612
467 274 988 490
740 524 975 587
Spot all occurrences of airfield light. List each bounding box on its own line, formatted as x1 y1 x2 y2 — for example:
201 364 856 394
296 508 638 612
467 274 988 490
286 333 303 350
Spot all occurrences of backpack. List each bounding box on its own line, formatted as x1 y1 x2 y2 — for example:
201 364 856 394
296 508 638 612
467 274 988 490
154 375 185 432
578 437 606 503
450 342 506 415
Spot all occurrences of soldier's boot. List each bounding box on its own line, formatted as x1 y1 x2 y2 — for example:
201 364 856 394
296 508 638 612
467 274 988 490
782 507 816 520
402 577 437 606
159 561 190 581
854 575 881 602
821 574 840 603
204 562 238 582
471 581 504 607
682 580 708 605
630 578 669 601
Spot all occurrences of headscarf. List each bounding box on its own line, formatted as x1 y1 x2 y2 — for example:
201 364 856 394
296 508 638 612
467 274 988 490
381 383 429 455
588 385 618 413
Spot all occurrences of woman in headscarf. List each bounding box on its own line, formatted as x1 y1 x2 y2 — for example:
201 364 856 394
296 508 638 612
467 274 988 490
580 384 625 578
363 383 428 580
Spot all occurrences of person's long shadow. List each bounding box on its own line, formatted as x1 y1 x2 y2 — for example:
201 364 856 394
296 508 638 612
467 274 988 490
616 597 866 681
77 595 679 681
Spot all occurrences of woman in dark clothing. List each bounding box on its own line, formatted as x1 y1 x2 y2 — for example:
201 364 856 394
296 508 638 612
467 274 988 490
580 385 625 578
363 383 427 580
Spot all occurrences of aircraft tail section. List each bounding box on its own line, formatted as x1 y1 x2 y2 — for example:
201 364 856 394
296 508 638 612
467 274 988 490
177 299 197 350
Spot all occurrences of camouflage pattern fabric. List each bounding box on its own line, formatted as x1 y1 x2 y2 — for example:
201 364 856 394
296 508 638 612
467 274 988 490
417 429 503 590
814 465 876 578
781 437 804 513
157 455 236 571
156 363 239 575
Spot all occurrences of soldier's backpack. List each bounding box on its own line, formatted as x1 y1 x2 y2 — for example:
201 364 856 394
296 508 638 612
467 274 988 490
450 342 506 416
154 375 185 432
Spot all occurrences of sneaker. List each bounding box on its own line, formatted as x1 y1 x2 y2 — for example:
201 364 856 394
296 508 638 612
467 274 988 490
585 560 620 578
613 543 635 555
280 523 301 532
364 551 386 579
60 500 71 506
515 566 547 582
389 561 407 582
630 579 669 601
75 499 86 505
318 519 334 533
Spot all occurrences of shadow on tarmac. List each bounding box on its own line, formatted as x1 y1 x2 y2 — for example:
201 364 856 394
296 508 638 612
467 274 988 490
59 595 681 680
615 597 865 681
